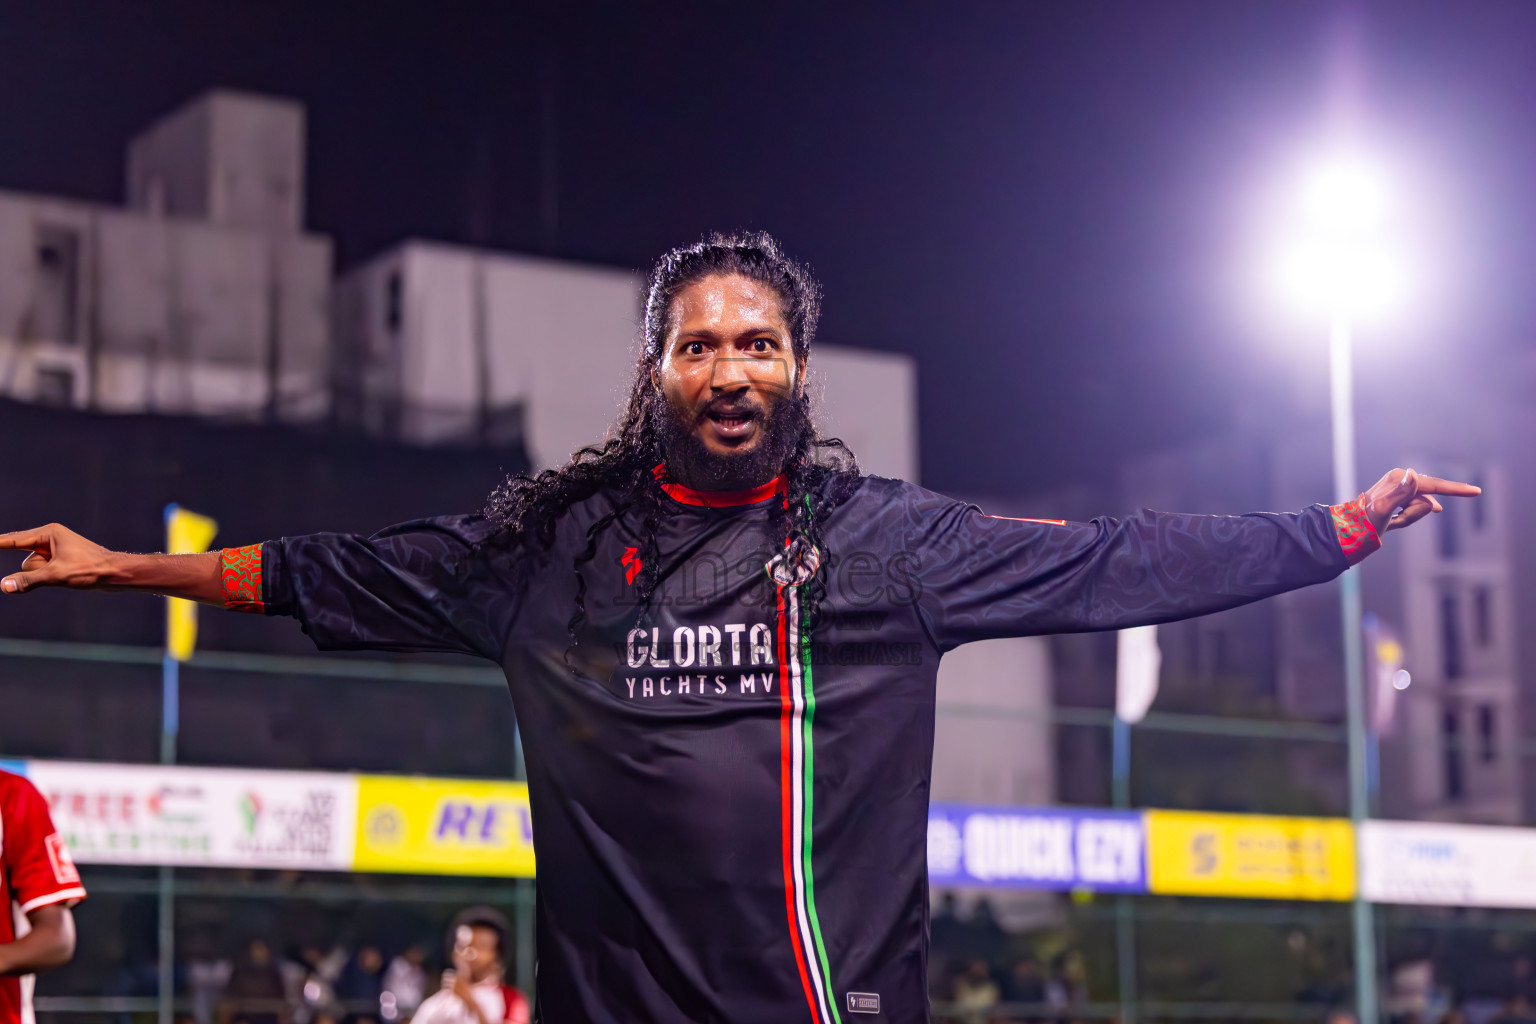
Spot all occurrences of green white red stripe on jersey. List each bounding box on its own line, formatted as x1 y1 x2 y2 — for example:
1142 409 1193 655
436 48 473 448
777 580 843 1024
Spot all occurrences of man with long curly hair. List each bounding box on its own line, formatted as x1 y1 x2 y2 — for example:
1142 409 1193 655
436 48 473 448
0 232 1478 1023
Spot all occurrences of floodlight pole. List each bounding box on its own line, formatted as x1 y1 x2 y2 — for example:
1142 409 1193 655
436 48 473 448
158 656 177 1024
1112 715 1136 1024
1330 315 1378 1023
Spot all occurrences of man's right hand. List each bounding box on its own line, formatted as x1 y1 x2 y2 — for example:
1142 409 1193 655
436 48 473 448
449 947 492 1024
0 525 118 594
0 525 225 604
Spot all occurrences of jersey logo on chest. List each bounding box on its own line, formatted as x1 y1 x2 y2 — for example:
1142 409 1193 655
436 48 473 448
621 546 644 586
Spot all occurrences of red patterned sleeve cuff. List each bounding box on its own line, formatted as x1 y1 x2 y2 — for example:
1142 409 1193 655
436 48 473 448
1330 497 1382 567
220 544 265 613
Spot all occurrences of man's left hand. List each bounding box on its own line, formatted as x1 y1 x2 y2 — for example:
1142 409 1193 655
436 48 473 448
1360 468 1481 535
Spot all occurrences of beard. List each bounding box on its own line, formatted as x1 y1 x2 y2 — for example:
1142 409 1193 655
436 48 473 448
650 386 809 492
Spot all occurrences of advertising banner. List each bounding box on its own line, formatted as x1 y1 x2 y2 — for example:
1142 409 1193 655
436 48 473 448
26 761 356 871
927 804 1145 892
354 775 535 878
1361 820 1536 908
1145 809 1355 900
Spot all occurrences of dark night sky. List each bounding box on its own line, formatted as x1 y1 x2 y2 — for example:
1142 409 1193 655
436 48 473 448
1 2 1532 497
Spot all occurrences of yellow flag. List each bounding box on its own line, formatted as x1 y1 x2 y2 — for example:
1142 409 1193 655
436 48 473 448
165 505 218 662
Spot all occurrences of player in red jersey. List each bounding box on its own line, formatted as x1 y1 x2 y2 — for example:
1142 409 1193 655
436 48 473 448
0 768 85 1024
413 908 530 1024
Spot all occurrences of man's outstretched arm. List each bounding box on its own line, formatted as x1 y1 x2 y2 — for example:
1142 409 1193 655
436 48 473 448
913 467 1481 648
2 517 523 661
0 524 223 603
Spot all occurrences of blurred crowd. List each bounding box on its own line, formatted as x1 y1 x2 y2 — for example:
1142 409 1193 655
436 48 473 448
97 906 528 1024
923 895 1536 1024
103 938 435 1024
927 895 1090 1024
84 893 1536 1024
1379 953 1536 1024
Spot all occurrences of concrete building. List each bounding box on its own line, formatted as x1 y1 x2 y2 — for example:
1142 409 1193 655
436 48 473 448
0 91 332 420
331 243 641 458
331 241 921 480
127 90 306 235
1379 460 1521 823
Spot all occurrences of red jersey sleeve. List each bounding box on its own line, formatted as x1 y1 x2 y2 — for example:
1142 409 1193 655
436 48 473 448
1 772 86 914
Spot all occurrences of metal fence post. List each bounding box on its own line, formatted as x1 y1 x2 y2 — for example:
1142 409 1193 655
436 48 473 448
158 653 178 1024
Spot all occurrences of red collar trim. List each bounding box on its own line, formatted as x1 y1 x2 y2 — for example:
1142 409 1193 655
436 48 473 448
652 463 786 507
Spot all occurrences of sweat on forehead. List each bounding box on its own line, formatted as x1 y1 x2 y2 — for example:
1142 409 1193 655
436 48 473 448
666 274 787 331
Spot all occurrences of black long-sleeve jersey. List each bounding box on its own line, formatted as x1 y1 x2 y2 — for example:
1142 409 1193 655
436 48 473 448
224 472 1378 1024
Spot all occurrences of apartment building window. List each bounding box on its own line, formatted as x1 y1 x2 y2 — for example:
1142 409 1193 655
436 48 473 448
33 223 81 344
1470 472 1486 530
1441 592 1463 680
384 270 404 333
1436 495 1460 559
33 367 75 407
1443 709 1464 800
1473 586 1494 648
1479 705 1497 764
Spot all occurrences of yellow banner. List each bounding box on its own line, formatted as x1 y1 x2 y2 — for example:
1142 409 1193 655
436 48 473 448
165 505 218 662
1145 809 1355 900
354 776 535 878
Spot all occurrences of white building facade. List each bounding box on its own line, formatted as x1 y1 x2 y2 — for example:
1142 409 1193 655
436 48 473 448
1388 460 1522 823
0 91 331 420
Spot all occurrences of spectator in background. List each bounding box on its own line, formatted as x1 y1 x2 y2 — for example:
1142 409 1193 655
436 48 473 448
930 893 963 954
951 959 1000 1024
279 947 308 1022
381 946 428 1022
928 892 963 1006
1493 995 1536 1024
1046 950 1089 1012
1513 957 1536 1008
104 955 159 1024
965 899 1007 964
1002 955 1046 1019
336 946 385 1023
288 946 346 1024
184 932 233 1024
1324 1010 1358 1024
412 908 528 1024
223 940 285 1024
1389 957 1449 1021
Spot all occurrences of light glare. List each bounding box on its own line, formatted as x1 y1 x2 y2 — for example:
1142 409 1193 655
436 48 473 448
1392 669 1411 691
1304 159 1389 233
1267 151 1410 321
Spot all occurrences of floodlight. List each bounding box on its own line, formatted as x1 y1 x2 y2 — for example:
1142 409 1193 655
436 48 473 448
1271 152 1407 320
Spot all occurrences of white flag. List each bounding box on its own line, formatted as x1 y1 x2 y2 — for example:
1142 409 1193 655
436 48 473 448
1116 624 1161 724
1363 613 1406 735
